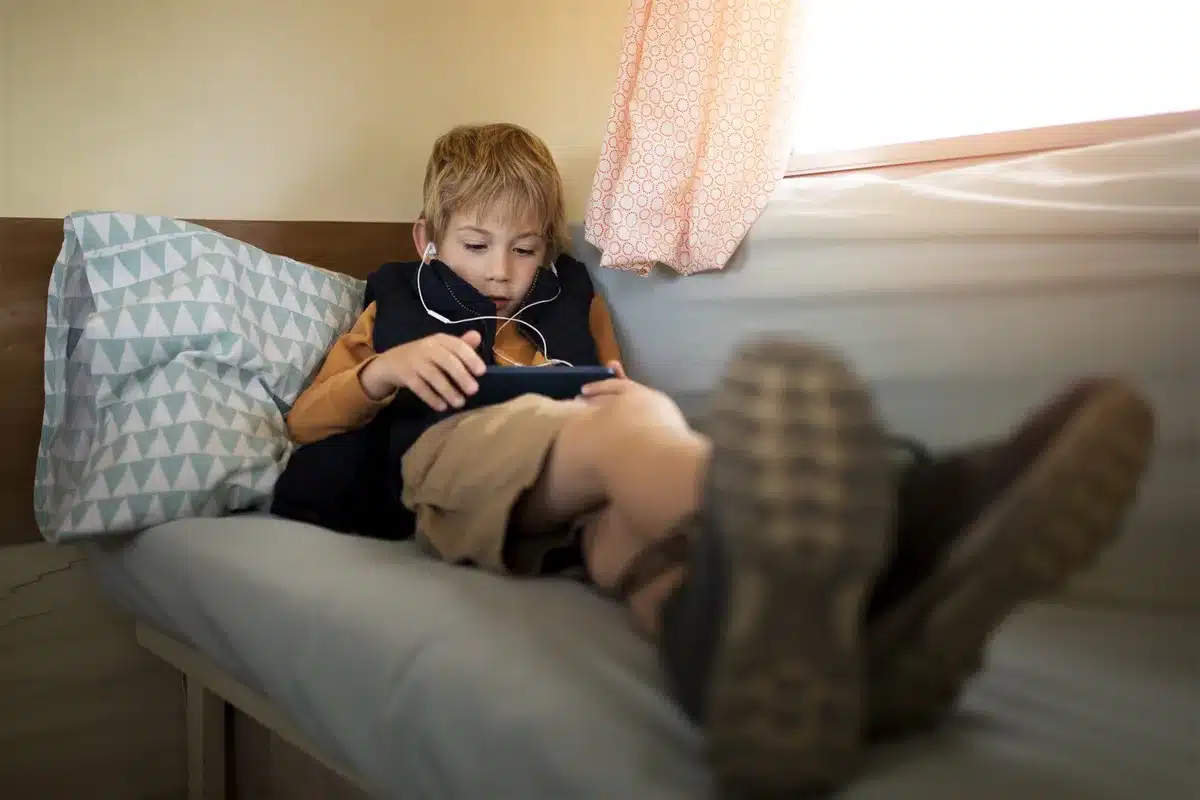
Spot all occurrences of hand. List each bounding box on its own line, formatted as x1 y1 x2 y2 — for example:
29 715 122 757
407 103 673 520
580 361 641 400
360 330 486 411
580 361 690 433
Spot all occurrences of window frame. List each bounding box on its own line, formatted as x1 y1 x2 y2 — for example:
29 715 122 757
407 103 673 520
785 109 1200 178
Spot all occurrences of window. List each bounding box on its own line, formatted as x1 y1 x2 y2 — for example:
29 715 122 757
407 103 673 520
788 1 1200 174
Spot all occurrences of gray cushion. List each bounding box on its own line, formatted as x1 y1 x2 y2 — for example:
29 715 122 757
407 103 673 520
86 516 1200 799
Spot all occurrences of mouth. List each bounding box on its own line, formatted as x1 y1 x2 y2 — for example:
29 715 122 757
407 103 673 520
488 296 511 306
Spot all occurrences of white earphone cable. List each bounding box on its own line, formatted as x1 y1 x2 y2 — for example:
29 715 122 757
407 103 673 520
416 243 573 367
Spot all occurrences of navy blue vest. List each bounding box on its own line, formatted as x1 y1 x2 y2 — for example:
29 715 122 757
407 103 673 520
272 255 601 537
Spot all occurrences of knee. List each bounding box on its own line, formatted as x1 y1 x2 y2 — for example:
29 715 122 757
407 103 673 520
610 386 687 428
575 387 691 453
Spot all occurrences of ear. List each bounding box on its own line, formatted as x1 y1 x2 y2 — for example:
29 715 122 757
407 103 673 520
413 219 431 258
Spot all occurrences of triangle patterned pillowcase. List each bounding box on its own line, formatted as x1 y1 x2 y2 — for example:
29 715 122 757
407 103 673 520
36 212 365 542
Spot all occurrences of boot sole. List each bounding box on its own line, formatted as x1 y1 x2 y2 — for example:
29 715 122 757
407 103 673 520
869 380 1156 737
702 341 893 796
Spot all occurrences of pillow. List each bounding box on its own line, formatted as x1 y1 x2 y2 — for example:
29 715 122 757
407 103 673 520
35 212 366 542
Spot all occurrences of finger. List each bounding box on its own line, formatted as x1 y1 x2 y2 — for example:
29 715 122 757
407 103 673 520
414 360 466 408
429 344 480 396
606 360 627 380
581 378 630 397
402 372 448 412
577 393 614 406
443 333 487 376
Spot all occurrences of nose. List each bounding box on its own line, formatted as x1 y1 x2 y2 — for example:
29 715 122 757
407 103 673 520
484 251 516 285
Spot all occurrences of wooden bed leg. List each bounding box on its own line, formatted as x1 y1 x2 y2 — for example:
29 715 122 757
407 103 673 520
186 674 229 800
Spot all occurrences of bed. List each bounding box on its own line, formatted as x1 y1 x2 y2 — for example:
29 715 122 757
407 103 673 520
14 213 1199 799
83 515 1200 799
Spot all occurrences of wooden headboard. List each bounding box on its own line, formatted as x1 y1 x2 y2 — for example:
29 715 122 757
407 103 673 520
0 218 417 547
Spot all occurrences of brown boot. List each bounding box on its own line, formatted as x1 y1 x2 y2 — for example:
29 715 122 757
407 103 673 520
614 341 895 797
866 378 1156 740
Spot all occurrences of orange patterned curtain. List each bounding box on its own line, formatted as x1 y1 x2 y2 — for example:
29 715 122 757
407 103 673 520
585 0 799 276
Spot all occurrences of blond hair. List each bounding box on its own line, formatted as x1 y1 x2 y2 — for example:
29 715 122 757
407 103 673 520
421 123 570 259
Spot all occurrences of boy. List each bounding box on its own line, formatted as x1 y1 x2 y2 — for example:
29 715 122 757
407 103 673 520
272 123 1156 795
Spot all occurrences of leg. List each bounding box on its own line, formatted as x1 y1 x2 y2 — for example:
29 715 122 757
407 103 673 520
402 386 707 584
868 378 1156 739
522 346 894 794
403 343 894 796
512 386 710 628
186 674 228 800
577 504 689 635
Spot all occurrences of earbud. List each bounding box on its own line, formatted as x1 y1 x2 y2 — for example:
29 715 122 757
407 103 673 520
418 241 450 321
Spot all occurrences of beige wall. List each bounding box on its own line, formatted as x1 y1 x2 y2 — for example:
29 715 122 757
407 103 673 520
1 0 626 221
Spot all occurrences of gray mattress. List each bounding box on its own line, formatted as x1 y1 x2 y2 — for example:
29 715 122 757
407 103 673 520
84 516 1200 799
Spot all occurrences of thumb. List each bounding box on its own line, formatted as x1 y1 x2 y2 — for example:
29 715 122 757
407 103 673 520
607 360 627 379
460 329 483 347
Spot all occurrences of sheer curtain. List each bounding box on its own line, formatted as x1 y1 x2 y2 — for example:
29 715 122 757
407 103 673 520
584 0 799 276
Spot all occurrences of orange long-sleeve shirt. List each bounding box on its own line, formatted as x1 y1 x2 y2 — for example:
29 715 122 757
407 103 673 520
287 296 623 444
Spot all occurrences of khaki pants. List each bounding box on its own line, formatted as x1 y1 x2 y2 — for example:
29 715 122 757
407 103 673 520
400 394 588 575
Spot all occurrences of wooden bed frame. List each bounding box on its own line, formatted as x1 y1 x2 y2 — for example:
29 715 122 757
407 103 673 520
137 623 370 799
1 217 419 799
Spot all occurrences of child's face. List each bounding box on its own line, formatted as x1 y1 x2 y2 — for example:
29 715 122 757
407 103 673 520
429 209 547 318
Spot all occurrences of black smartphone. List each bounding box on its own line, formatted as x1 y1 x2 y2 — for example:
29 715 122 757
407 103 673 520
463 365 616 409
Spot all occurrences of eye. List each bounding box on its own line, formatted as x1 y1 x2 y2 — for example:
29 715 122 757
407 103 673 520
464 243 487 253
514 248 537 257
